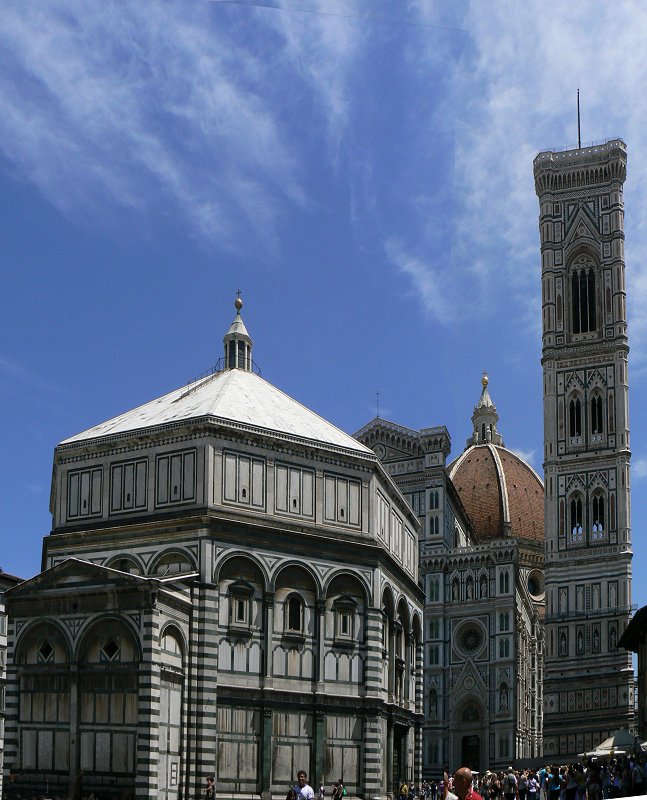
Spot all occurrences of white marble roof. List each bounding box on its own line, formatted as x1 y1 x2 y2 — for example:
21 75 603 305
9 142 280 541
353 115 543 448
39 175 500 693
61 368 372 455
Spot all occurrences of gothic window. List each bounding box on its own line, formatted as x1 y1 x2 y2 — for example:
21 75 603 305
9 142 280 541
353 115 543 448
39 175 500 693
570 496 583 542
591 395 604 434
571 258 597 334
430 490 439 510
499 612 509 632
429 619 440 639
428 646 440 666
499 735 509 757
592 493 605 539
499 638 510 658
569 398 582 437
499 571 509 594
428 577 440 602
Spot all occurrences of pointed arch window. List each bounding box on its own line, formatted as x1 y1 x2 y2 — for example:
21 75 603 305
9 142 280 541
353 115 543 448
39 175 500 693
591 395 604 434
499 571 509 594
571 260 597 334
570 496 583 542
569 398 582 437
592 494 606 539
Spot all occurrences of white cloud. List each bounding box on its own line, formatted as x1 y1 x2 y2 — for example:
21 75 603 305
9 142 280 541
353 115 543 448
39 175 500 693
510 447 537 468
633 458 647 480
0 3 307 250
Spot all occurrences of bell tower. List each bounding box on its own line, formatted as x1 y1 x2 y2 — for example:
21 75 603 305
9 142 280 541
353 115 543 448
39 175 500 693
534 139 633 758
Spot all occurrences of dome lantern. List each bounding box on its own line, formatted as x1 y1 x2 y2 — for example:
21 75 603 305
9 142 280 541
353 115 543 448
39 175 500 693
223 293 253 371
467 371 504 448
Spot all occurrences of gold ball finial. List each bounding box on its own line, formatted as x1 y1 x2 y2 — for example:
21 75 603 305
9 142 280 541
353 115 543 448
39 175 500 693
482 371 489 387
235 293 243 312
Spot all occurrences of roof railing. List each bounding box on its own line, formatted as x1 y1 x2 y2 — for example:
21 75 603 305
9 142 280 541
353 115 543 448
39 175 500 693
535 138 626 160
181 358 262 397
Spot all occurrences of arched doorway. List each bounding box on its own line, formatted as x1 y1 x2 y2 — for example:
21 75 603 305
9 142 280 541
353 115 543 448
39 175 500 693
455 699 483 772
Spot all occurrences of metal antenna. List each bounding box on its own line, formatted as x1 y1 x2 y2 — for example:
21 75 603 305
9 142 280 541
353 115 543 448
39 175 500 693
577 87 581 149
376 391 380 418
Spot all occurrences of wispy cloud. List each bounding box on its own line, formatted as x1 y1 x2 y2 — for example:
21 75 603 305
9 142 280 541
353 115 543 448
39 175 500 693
633 458 647 480
377 2 647 368
0 3 308 250
4 1 647 368
510 447 537 468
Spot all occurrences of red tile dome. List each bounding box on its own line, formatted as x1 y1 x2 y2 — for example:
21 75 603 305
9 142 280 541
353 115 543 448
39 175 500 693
449 443 544 543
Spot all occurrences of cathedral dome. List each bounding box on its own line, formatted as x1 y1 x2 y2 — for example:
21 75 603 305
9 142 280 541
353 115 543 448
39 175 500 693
448 374 544 543
448 443 544 543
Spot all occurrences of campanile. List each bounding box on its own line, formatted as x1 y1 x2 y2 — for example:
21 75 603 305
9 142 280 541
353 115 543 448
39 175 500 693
534 140 633 758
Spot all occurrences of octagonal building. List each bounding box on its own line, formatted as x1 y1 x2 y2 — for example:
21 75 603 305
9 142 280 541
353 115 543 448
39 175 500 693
4 300 423 800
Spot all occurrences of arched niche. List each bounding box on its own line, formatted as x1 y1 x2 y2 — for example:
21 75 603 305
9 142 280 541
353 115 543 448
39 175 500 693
149 549 196 577
15 620 70 665
325 572 368 644
105 554 143 575
273 564 318 639
217 555 266 633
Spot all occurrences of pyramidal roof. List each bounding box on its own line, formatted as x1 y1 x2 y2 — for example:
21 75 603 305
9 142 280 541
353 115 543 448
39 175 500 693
60 299 372 457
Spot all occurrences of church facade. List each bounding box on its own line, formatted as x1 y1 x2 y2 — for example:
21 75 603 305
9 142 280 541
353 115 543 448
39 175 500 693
3 301 423 799
534 139 634 758
355 378 544 775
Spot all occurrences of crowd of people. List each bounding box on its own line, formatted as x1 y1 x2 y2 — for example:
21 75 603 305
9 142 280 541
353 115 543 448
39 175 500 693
212 757 647 800
402 758 647 800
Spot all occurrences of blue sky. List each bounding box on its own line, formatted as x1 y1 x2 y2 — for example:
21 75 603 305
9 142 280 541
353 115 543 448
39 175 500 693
2 1 647 612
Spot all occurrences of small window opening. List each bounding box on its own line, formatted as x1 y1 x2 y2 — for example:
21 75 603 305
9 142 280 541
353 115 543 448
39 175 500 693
340 508 345 518
37 641 54 663
101 639 120 662
241 488 247 498
288 596 302 632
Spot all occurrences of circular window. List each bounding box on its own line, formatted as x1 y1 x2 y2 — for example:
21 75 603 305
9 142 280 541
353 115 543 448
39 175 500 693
527 569 545 601
374 443 386 460
455 622 485 658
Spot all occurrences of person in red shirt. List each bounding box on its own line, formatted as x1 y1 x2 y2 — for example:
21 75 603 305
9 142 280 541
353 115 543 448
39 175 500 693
453 768 483 800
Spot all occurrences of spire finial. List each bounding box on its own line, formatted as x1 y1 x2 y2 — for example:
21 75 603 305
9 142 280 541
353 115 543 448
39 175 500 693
577 87 581 149
482 370 489 388
235 290 243 313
